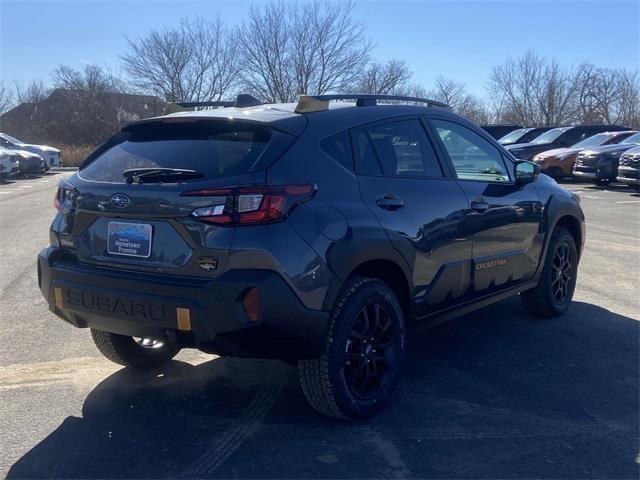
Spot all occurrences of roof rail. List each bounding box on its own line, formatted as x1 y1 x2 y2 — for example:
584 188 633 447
294 94 451 113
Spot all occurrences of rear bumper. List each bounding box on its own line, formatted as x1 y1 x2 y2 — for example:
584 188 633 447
38 246 329 359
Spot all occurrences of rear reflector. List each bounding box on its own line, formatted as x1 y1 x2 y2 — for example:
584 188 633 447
242 288 260 322
183 184 315 225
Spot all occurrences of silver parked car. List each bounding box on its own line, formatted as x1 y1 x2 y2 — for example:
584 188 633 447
0 133 61 168
0 147 21 181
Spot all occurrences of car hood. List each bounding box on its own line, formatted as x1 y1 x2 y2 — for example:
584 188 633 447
505 142 551 151
0 148 43 159
18 144 60 154
535 147 580 159
579 143 640 156
621 145 640 156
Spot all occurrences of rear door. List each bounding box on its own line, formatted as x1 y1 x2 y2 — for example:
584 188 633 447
353 117 472 316
427 117 543 296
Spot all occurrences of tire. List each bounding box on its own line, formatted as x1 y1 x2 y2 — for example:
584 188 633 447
547 167 564 180
91 329 179 369
298 277 406 420
521 227 578 317
594 178 611 187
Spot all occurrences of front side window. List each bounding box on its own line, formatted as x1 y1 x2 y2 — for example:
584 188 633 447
432 119 510 182
354 119 442 178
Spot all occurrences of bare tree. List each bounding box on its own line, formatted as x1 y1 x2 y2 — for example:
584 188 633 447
0 81 15 114
429 76 466 107
489 51 578 126
534 58 576 126
122 16 239 102
238 0 371 102
14 79 50 104
53 64 125 93
355 60 412 94
615 69 640 128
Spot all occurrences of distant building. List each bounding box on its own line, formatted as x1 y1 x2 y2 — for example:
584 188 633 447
0 88 164 147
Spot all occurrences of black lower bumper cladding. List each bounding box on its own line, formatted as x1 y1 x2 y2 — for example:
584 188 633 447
38 246 329 359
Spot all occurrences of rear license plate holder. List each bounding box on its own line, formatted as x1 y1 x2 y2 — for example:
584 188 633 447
107 221 152 258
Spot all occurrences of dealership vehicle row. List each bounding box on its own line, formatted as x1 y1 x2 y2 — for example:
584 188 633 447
481 124 640 187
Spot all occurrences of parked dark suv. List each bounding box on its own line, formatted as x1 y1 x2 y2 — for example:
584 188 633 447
38 94 585 420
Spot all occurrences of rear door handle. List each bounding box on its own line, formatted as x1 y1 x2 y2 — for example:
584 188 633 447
376 195 404 210
470 200 490 213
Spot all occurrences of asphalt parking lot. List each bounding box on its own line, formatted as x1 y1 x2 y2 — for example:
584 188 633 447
0 171 638 479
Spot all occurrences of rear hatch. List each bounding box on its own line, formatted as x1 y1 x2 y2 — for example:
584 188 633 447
55 117 296 277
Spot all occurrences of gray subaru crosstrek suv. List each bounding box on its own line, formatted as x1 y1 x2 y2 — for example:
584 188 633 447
38 94 585 419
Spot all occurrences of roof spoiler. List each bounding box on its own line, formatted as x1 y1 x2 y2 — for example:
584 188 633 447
294 94 451 113
165 94 263 114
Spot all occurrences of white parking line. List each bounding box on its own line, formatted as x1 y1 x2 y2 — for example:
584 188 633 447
615 200 640 204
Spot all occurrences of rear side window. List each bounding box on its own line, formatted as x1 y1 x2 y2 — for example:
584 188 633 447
353 119 443 178
321 131 353 171
80 120 275 183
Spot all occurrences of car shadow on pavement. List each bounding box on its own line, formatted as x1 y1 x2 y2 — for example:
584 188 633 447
7 298 639 479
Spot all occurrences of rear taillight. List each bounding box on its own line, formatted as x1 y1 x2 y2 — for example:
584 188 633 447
54 183 77 213
182 184 315 225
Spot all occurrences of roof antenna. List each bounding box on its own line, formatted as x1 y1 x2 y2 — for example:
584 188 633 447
235 94 263 108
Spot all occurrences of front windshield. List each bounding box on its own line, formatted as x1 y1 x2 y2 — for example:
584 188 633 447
572 133 613 149
531 128 569 144
498 128 531 144
621 133 640 144
0 133 24 145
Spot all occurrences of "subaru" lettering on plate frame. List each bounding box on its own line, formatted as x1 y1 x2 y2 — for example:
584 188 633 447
107 222 152 258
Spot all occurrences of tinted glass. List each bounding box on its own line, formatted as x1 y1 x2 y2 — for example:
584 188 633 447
572 133 614 148
80 121 271 183
0 133 22 145
321 131 353 171
432 119 510 182
562 128 592 146
498 128 531 144
355 119 442 178
531 127 570 144
621 133 640 144
607 131 634 144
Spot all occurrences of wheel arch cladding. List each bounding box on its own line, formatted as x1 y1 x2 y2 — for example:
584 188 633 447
554 215 583 256
347 259 412 319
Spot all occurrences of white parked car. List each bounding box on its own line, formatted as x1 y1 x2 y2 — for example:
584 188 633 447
0 147 21 181
0 133 61 168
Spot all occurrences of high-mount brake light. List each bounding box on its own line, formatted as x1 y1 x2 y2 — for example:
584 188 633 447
183 184 315 225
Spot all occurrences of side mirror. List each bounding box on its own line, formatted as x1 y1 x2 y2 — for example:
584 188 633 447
514 160 539 184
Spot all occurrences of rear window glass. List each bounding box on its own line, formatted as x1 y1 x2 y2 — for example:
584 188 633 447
80 120 272 183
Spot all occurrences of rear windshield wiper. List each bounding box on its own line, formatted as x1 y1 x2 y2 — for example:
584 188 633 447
122 168 204 184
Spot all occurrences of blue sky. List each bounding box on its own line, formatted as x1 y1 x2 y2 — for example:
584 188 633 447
1 0 638 96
